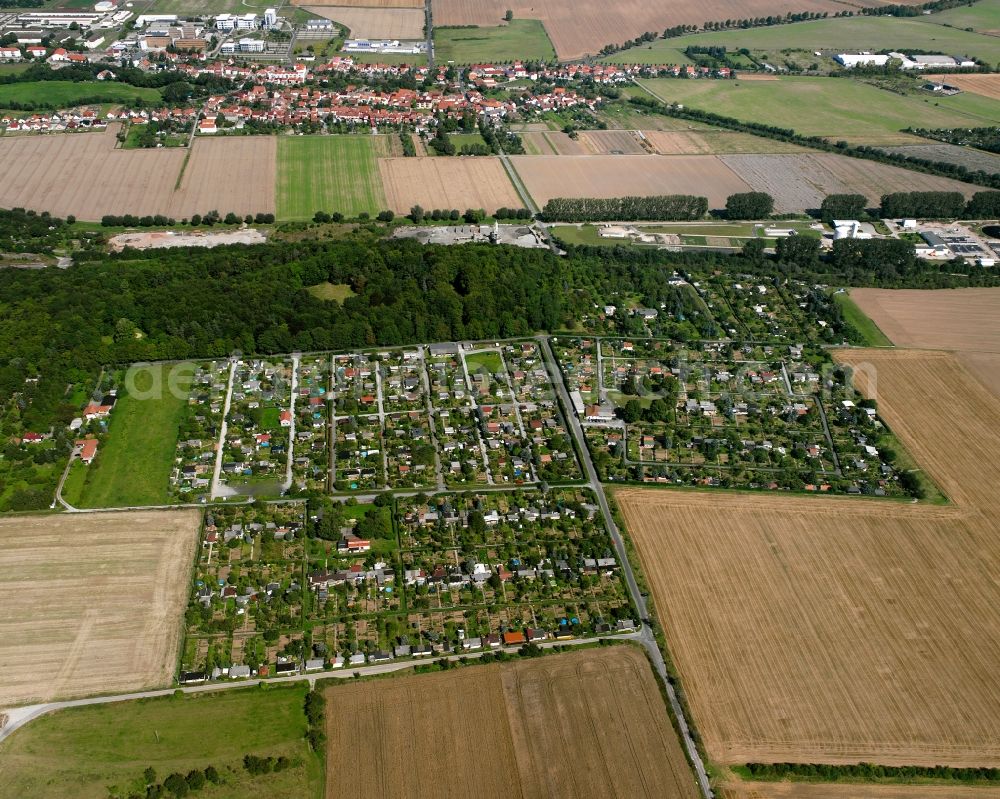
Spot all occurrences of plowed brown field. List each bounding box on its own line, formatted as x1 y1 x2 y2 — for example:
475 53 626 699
324 646 700 799
432 0 922 59
0 510 200 707
618 347 1000 768
378 156 520 213
0 127 276 220
511 154 751 208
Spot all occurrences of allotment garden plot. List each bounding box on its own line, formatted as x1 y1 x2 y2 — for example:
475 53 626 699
180 488 635 677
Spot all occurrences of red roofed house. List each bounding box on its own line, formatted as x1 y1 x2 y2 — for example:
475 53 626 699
279 410 292 427
76 438 99 464
502 630 525 646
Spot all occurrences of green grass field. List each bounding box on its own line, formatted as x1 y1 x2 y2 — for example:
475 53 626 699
434 19 556 64
838 290 893 347
601 14 1000 65
0 81 162 110
0 685 321 799
347 51 428 65
74 363 191 509
465 350 503 373
306 281 356 302
638 76 1000 144
277 136 386 220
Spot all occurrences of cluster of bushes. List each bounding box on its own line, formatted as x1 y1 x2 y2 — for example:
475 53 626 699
744 762 1000 783
725 192 774 220
880 190 1000 219
134 765 220 799
304 690 325 750
494 207 533 220
101 212 274 228
907 126 1000 155
478 121 524 155
400 133 416 157
541 195 708 222
242 754 293 776
407 206 496 223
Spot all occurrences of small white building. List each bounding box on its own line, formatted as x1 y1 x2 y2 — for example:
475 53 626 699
834 53 890 68
263 7 277 28
238 37 265 52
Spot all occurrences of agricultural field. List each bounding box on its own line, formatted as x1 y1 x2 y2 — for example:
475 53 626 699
0 80 161 109
0 511 200 707
510 154 751 209
722 784 1000 799
879 142 1000 176
0 684 321 799
68 363 194 509
0 126 277 220
324 646 701 799
719 153 981 212
295 0 420 6
603 13 1000 65
305 5 424 38
576 129 647 154
617 346 1000 767
434 19 556 63
277 135 387 219
431 0 894 60
850 288 1000 354
378 156 520 214
642 129 806 155
175 136 277 217
927 73 1000 102
639 77 1000 145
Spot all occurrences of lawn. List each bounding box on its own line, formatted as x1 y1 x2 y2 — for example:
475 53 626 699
465 349 503 374
838 290 893 347
638 75 1000 144
306 281 356 303
602 14 1000 65
551 225 632 247
0 685 322 799
74 363 192 509
347 51 428 66
276 135 386 220
434 19 556 64
0 81 162 110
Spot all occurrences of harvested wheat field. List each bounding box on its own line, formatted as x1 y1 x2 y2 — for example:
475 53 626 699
851 287 1000 353
721 153 980 212
926 73 1000 101
578 129 646 154
431 0 908 59
304 6 425 37
324 646 699 799
511 154 751 209
0 126 185 219
378 156 520 213
173 135 276 217
642 130 806 155
0 127 277 220
721 783 1000 799
0 510 200 708
618 348 1000 768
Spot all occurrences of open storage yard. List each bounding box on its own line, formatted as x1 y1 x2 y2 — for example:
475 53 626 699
324 646 700 799
617 346 1000 768
430 0 912 60
378 156 520 214
511 154 751 210
0 510 200 707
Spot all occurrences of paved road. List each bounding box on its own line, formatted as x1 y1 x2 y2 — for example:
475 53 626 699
539 334 714 799
0 632 640 745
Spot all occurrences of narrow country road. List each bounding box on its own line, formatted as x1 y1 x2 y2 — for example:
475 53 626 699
538 334 714 799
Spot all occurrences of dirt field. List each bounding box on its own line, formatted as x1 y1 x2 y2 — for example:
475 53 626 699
722 783 1000 799
926 73 1000 101
643 130 806 155
578 129 646 154
378 156 521 213
431 0 919 59
303 5 425 37
295 0 420 7
173 135 276 217
511 154 751 209
108 228 267 251
324 646 700 798
0 510 200 707
0 127 276 220
720 153 981 212
617 347 1000 768
851 287 1000 353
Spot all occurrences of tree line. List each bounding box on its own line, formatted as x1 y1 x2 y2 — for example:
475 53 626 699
744 761 1000 783
541 195 708 222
